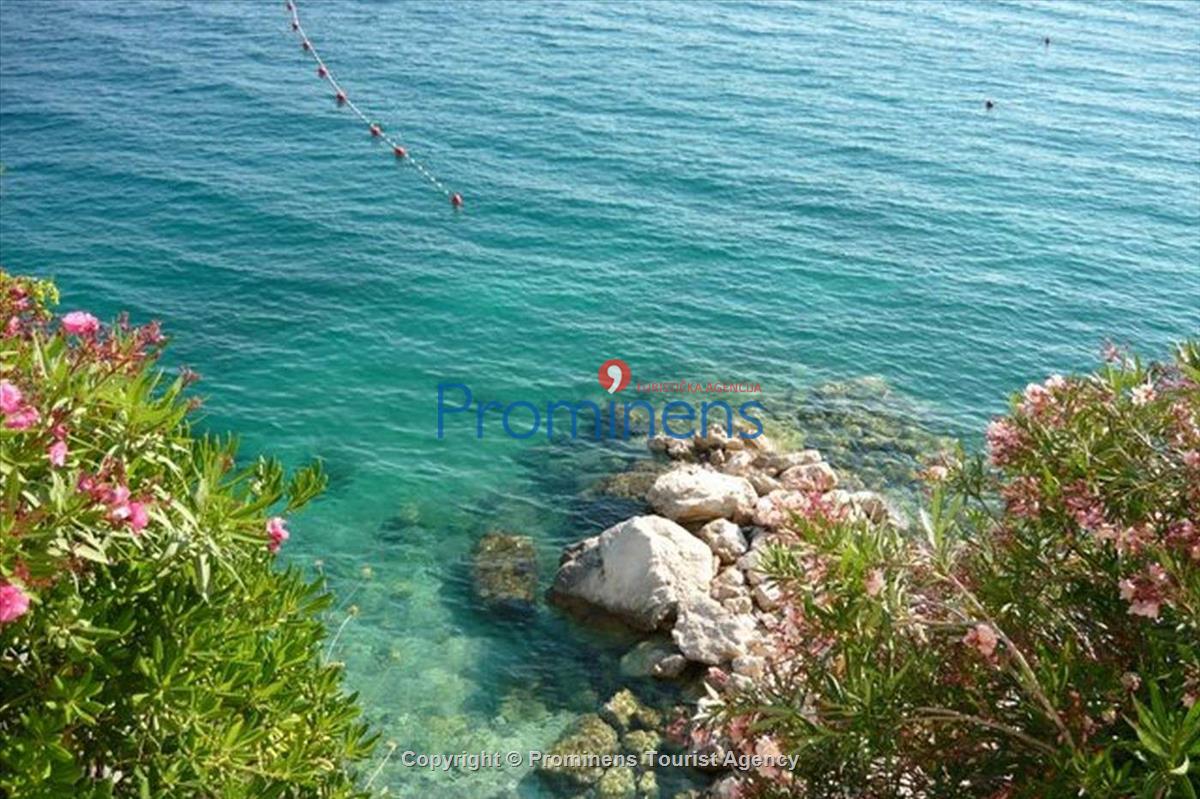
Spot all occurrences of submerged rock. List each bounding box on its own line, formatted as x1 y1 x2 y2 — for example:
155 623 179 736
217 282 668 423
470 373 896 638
647 465 757 524
596 765 637 798
619 638 689 680
538 714 620 787
602 689 662 732
472 532 538 611
549 515 714 631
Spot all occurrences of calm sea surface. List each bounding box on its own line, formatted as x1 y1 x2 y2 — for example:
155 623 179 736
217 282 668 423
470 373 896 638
2 1 1198 795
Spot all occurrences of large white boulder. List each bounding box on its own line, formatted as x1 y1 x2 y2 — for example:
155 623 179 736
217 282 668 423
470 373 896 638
671 594 761 665
549 515 714 631
647 465 757 524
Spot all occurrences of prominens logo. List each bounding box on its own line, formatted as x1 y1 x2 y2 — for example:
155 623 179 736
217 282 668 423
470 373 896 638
598 358 631 394
436 359 767 441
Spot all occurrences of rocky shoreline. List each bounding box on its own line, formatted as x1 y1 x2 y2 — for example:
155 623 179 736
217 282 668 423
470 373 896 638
517 421 907 798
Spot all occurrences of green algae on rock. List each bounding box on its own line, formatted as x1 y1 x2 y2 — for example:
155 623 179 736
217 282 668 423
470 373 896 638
538 713 621 787
473 531 539 611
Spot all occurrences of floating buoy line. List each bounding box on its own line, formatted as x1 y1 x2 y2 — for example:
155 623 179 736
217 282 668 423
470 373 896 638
285 0 463 209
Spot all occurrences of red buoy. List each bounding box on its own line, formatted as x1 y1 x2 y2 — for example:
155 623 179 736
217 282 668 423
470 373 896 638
369 123 382 137
317 65 328 78
450 193 464 209
335 90 347 105
301 40 311 51
393 146 408 158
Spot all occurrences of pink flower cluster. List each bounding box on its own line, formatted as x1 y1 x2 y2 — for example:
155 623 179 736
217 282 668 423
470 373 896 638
61 311 100 337
963 622 999 659
1063 481 1106 531
78 474 150 534
753 489 848 529
1001 475 1042 519
0 581 31 625
1 379 39 430
266 517 290 553
1118 563 1173 620
985 418 1025 467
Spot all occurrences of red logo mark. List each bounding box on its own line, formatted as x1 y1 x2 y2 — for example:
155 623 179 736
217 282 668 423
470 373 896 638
598 359 631 394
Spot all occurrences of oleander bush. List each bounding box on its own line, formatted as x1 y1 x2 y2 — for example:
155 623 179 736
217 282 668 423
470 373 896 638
0 271 376 798
707 342 1199 798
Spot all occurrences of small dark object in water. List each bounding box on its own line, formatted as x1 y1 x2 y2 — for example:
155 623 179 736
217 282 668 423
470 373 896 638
1044 36 1051 47
985 99 995 111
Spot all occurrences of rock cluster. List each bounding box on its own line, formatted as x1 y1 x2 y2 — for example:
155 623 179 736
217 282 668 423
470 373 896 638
538 690 663 798
552 425 903 686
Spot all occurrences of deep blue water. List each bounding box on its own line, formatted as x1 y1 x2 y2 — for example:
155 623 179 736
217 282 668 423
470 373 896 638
2 1 1198 795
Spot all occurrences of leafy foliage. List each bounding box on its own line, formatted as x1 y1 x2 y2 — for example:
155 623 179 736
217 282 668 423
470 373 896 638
0 272 376 798
710 342 1200 798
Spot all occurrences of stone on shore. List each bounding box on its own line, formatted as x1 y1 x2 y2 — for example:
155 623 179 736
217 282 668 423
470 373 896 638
550 515 714 631
778 461 838 492
647 465 757 524
472 532 538 611
671 595 761 665
696 518 748 565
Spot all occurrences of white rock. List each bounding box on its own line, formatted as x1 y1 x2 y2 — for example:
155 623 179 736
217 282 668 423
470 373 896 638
672 595 761 665
710 567 746 601
850 490 888 524
721 595 754 615
647 465 757 524
550 515 714 631
747 472 782 497
768 449 823 470
779 462 838 492
720 450 757 477
753 581 782 612
732 654 766 680
743 433 774 453
696 519 748 565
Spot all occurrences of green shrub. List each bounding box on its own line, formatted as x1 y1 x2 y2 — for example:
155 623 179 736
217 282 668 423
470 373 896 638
0 271 376 798
708 342 1199 797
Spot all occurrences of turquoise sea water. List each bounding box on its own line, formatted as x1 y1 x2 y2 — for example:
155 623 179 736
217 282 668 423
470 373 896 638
2 1 1198 795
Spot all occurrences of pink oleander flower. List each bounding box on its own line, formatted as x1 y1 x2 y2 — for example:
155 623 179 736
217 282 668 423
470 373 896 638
266 516 290 553
985 418 1024 466
1044 374 1067 392
1119 563 1171 620
1130 381 1156 407
1002 475 1042 519
864 568 885 597
1121 672 1142 692
1183 450 1200 470
127 501 150 534
4 316 20 337
4 404 40 430
47 439 68 467
923 464 950 483
0 379 21 413
0 582 31 624
1064 481 1106 530
61 311 100 336
105 484 131 506
963 623 999 658
1020 382 1053 417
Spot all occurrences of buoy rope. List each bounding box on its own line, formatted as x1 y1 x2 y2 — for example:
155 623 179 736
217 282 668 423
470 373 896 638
284 1 462 207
